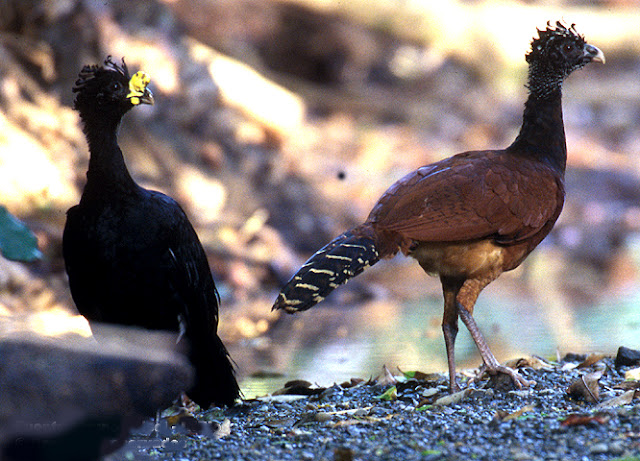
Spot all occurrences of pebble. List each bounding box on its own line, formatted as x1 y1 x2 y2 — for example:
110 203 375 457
589 443 609 454
107 357 640 461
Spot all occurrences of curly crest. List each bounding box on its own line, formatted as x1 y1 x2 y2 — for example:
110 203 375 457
526 21 585 63
72 56 130 95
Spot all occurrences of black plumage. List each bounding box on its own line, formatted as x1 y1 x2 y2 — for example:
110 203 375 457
63 57 239 408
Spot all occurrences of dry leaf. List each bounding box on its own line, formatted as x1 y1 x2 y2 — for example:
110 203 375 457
397 367 446 382
577 353 607 369
434 389 471 406
499 404 535 422
625 367 640 381
614 380 640 391
561 413 610 426
378 364 397 385
504 356 553 370
340 378 365 388
215 418 231 439
597 389 636 408
567 372 602 403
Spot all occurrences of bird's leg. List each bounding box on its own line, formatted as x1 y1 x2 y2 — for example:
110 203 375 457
456 279 535 389
440 277 463 393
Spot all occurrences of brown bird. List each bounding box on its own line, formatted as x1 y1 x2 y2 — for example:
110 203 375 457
273 22 604 392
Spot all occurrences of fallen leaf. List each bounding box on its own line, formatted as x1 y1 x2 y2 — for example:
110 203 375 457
378 365 397 385
567 372 602 403
561 362 579 371
434 389 471 406
165 408 196 428
272 380 326 396
215 419 231 439
493 404 536 422
340 378 365 388
561 413 610 426
284 379 313 388
625 367 640 381
375 386 397 401
256 394 308 403
577 353 607 369
597 389 636 408
324 406 373 417
398 368 446 382
614 380 640 391
504 356 553 370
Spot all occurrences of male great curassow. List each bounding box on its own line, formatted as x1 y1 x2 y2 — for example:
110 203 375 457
273 22 604 392
63 57 240 408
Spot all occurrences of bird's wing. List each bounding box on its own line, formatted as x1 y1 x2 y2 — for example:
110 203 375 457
151 191 239 407
367 151 564 244
155 195 220 331
62 206 104 320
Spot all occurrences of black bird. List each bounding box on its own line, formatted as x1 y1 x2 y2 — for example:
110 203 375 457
63 57 239 407
273 22 604 392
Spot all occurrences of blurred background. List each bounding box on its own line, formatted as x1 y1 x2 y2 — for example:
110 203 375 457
1 0 639 398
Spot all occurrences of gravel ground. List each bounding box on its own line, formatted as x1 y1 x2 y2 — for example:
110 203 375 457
108 355 640 461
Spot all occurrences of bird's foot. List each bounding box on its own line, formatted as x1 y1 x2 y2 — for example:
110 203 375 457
470 363 536 390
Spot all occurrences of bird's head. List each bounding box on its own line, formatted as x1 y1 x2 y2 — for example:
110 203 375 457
73 56 154 119
526 21 604 76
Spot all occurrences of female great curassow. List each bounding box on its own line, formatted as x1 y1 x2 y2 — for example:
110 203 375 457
273 22 604 392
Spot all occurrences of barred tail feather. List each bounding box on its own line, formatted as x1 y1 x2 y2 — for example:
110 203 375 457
273 230 380 313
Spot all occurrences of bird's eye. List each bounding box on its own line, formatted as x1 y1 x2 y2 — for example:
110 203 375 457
563 44 574 52
109 81 122 92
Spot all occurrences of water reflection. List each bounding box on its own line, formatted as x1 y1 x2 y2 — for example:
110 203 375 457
239 238 640 399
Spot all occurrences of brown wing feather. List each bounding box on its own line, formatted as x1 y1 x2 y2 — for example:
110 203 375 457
366 150 564 244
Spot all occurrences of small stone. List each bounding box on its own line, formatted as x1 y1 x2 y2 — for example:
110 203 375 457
353 408 368 417
615 346 640 368
314 412 331 423
589 443 609 454
609 441 625 455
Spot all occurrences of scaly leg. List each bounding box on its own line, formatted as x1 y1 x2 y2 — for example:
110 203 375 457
440 277 464 393
456 281 535 389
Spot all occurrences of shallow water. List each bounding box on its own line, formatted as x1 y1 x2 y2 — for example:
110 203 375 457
240 239 640 399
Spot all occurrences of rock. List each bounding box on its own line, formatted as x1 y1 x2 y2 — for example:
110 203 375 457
614 346 640 368
589 443 609 454
0 325 193 461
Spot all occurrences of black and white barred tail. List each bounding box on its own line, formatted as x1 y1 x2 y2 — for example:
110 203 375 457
272 230 380 313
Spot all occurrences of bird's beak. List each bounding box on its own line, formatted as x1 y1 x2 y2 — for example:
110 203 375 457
585 44 605 64
127 71 154 105
138 87 154 105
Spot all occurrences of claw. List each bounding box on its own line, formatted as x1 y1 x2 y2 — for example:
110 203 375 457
470 363 536 389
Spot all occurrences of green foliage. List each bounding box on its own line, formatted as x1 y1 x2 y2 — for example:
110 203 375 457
374 386 397 401
0 206 41 262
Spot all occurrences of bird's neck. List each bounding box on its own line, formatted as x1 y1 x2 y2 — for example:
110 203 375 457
81 116 138 198
508 86 567 173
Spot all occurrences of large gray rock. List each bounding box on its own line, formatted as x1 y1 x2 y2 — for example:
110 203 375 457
0 324 193 460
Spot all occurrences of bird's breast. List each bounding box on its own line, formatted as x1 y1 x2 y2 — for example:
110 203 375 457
410 239 511 278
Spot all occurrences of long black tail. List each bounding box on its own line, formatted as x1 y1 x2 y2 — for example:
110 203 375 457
187 329 240 408
272 230 380 313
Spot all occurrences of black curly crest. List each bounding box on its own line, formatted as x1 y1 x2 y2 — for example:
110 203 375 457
527 21 585 63
73 56 130 95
